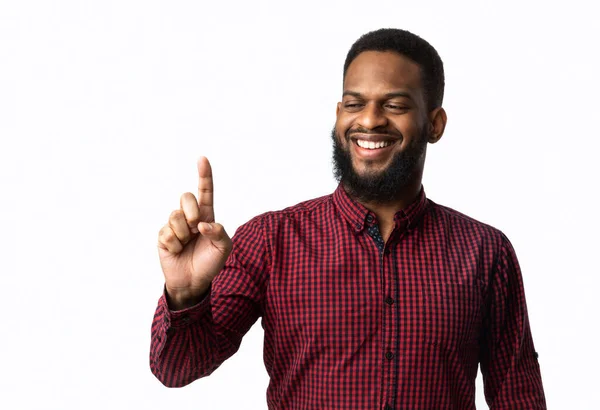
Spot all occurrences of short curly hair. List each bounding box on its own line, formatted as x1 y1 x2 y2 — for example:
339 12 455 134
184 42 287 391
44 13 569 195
343 28 445 111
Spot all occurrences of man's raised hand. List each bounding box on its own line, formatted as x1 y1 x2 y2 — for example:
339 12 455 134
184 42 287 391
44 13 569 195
157 157 232 310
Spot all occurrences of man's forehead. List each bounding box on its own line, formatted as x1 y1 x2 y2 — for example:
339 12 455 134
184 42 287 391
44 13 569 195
344 51 422 91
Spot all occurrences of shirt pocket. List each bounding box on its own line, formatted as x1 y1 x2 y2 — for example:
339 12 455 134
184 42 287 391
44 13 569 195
423 278 484 350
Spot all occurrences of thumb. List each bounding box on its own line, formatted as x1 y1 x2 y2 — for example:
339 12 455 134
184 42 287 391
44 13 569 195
198 222 232 253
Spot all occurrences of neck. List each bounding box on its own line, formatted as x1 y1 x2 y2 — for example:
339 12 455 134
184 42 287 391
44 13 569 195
347 177 422 242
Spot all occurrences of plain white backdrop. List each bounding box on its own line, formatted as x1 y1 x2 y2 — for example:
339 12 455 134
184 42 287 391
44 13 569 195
1 0 598 408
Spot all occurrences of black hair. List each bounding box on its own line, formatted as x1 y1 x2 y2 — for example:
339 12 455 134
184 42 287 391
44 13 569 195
343 28 445 110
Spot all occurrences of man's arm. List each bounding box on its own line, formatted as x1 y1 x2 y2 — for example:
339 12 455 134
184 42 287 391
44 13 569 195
479 234 546 409
150 216 270 387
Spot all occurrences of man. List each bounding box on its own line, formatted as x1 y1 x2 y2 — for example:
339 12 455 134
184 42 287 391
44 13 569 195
150 28 546 409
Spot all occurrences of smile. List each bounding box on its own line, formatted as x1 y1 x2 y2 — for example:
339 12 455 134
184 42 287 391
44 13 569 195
355 139 393 150
352 137 397 151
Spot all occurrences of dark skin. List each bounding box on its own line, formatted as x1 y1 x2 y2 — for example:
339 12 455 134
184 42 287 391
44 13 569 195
335 51 447 241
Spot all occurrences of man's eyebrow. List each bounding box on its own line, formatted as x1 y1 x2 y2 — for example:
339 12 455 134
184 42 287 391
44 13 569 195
342 91 362 98
384 91 414 100
342 90 415 100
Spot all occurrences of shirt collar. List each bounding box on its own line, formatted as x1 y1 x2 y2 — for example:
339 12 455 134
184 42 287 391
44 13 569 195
333 183 429 234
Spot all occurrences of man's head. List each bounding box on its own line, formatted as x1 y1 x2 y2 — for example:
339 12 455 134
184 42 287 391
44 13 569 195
333 28 447 203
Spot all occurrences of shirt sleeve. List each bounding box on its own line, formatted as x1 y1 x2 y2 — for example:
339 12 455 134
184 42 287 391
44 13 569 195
479 234 547 409
149 216 270 387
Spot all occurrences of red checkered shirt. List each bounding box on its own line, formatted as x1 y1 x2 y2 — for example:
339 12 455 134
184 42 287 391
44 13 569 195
150 185 546 409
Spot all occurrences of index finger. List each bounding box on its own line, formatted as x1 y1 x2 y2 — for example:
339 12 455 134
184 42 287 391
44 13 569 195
197 156 215 222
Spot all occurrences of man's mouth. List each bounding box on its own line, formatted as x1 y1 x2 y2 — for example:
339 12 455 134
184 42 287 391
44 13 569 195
354 139 394 150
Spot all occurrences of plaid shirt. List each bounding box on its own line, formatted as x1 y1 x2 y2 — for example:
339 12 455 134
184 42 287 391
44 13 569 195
150 185 546 409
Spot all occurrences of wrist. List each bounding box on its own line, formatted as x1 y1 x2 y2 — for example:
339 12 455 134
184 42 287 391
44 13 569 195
165 284 210 311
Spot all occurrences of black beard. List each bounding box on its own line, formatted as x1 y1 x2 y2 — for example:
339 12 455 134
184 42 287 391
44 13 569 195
331 127 428 203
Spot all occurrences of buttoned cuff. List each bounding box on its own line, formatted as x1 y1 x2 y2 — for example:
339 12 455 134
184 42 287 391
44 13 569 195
158 285 212 329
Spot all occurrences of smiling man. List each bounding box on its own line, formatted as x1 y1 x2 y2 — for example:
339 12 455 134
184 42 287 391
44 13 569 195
150 29 546 409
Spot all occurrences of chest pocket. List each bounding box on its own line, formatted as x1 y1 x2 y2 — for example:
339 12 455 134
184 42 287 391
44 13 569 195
424 277 484 350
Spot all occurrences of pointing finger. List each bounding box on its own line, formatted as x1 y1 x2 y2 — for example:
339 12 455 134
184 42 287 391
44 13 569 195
197 156 215 222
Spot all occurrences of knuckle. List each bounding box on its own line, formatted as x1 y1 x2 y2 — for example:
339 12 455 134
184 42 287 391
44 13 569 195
187 221 200 233
182 210 200 226
158 226 182 253
158 226 169 239
163 230 175 242
181 192 197 204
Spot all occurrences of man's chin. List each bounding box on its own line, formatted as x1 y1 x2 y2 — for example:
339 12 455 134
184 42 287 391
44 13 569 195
351 161 391 179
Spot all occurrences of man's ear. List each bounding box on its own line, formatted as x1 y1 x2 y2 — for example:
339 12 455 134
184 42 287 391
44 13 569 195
336 102 341 117
428 107 447 144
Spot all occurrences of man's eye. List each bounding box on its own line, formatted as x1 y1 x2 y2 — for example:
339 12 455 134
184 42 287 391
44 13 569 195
385 104 408 111
345 103 363 108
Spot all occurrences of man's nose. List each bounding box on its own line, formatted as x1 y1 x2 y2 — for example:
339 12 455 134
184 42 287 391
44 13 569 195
357 102 388 130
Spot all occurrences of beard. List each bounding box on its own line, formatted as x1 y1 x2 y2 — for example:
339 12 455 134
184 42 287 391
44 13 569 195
331 126 428 203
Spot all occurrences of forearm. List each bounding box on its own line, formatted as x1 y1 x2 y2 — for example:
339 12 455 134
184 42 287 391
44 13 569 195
483 320 546 409
481 235 546 408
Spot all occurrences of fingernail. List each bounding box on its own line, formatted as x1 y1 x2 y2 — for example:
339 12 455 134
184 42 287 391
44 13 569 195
191 226 199 234
200 222 212 231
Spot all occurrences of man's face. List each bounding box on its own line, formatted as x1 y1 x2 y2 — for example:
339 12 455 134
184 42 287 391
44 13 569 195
333 51 430 202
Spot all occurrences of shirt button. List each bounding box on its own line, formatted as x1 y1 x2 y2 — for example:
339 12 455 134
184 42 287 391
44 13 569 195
385 297 395 305
366 215 374 223
385 351 394 360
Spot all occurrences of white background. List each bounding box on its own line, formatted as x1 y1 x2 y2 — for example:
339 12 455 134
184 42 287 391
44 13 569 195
1 0 598 409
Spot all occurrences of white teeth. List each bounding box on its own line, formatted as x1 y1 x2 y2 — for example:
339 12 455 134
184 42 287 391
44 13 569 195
356 139 391 149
